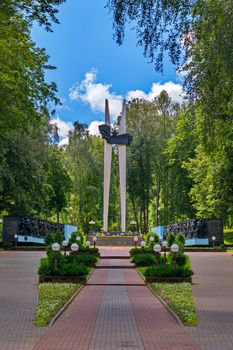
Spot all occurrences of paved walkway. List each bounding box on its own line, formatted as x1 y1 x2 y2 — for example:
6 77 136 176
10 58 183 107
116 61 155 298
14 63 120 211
33 251 198 350
0 251 46 350
186 252 233 350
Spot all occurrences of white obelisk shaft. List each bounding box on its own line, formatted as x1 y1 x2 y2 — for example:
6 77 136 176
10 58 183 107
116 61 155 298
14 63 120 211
103 100 112 232
118 100 127 233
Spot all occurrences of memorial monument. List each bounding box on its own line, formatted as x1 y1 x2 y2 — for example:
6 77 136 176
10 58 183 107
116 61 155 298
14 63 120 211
99 99 133 233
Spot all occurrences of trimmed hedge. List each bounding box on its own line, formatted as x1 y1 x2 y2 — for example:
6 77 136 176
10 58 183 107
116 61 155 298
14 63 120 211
132 253 156 266
141 264 193 278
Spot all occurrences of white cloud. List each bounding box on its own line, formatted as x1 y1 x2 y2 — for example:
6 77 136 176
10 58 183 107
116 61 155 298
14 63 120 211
69 69 184 120
88 121 102 136
127 82 183 104
69 69 123 118
59 137 69 146
51 117 73 138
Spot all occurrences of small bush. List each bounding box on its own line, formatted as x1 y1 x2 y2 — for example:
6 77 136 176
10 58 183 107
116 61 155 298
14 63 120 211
57 263 89 276
68 232 84 247
38 258 52 276
2 241 13 248
44 232 63 245
146 233 160 247
66 254 97 267
79 247 99 255
166 233 176 246
132 253 156 266
143 264 193 278
167 252 187 266
176 233 185 245
130 247 153 256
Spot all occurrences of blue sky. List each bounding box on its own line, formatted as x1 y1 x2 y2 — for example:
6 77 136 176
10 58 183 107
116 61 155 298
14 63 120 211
32 0 182 143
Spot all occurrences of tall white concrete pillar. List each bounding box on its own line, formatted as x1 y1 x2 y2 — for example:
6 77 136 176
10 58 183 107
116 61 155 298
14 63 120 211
103 100 112 232
118 100 127 233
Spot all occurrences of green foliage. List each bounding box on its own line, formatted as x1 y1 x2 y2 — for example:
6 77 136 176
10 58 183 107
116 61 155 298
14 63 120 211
44 232 63 245
166 233 176 247
38 256 90 277
146 233 160 247
142 265 193 278
224 231 233 245
35 283 79 327
66 254 97 267
132 254 156 267
68 232 84 247
150 283 198 326
176 233 185 245
79 247 99 255
130 247 153 256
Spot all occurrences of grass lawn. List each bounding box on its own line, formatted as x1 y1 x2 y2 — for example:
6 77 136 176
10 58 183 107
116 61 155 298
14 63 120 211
150 282 198 326
35 283 81 327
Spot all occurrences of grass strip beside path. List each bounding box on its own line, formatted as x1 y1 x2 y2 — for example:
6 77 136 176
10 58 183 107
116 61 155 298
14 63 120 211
36 283 81 327
150 282 198 326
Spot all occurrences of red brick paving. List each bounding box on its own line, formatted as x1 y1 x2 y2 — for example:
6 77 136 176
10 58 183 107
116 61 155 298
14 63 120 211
33 286 105 350
33 248 199 350
96 258 134 267
127 286 199 350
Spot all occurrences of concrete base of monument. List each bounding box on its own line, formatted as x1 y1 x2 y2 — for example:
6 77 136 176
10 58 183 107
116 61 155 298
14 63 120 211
87 236 143 246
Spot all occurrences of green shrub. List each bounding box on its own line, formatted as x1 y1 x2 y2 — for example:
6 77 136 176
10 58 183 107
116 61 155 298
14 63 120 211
66 254 97 267
57 263 89 276
167 251 187 266
143 264 193 278
38 258 52 276
68 232 84 247
130 247 153 256
79 247 99 255
132 253 156 266
38 257 90 276
176 233 185 245
146 233 160 247
44 232 63 245
166 233 176 246
2 241 13 248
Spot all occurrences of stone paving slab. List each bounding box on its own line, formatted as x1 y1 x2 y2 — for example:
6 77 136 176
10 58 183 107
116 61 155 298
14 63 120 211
99 247 131 257
96 258 134 267
0 251 46 350
89 286 144 350
185 252 233 350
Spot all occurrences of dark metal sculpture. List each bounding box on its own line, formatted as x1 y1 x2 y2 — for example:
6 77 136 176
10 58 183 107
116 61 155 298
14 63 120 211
99 124 133 146
164 218 223 244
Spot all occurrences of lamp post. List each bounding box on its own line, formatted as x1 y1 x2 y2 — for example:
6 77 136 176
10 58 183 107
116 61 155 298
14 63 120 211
171 244 179 269
52 242 60 269
150 236 155 244
130 220 137 234
14 234 18 247
93 236 97 248
153 244 162 265
89 220 96 235
134 236 138 247
162 240 168 263
140 240 146 252
71 243 79 262
86 240 91 249
212 235 216 247
62 240 68 255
